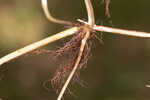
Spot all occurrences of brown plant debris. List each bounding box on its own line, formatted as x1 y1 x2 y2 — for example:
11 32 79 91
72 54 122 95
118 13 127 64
30 23 101 95
49 25 96 94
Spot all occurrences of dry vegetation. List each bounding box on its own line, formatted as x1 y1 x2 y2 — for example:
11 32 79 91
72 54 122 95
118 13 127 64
0 0 150 100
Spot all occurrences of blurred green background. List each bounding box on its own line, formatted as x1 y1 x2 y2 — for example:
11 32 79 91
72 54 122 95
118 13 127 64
0 0 150 100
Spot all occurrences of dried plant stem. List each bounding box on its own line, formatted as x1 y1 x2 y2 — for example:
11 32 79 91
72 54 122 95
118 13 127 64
0 0 149 100
1 26 150 66
57 31 90 100
84 0 95 26
41 0 72 25
0 27 78 66
94 25 150 38
57 0 95 99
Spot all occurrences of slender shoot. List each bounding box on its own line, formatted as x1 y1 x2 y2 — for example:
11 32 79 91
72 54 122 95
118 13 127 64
0 27 78 66
57 0 95 100
41 0 72 25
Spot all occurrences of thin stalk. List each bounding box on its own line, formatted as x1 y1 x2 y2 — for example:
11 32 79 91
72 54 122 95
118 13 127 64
0 27 78 66
94 25 150 38
85 0 95 26
1 25 150 66
57 31 90 100
57 0 95 100
41 0 72 25
0 0 150 99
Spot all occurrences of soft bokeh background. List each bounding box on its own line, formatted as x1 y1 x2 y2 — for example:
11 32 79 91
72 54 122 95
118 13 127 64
0 0 150 100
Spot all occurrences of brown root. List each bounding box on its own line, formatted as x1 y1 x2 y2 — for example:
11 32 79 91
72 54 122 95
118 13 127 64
50 27 95 94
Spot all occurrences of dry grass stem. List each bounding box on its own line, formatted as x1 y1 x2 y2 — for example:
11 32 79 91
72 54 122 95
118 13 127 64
57 0 94 99
0 25 150 66
41 0 72 25
0 0 150 100
57 0 95 99
84 0 95 26
0 27 78 66
57 30 91 100
94 25 150 38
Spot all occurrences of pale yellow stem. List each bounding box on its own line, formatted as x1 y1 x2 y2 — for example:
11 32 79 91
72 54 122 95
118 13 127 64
93 25 150 38
0 27 78 66
41 0 72 25
57 0 95 99
85 0 95 26
57 31 90 100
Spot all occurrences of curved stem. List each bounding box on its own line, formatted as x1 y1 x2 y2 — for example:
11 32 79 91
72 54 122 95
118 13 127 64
84 0 95 26
41 0 72 25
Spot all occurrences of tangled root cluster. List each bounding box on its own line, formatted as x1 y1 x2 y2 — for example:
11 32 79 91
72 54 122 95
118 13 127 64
51 27 95 94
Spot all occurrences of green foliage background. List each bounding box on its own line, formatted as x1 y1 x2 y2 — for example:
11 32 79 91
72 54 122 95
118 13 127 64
0 0 150 100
